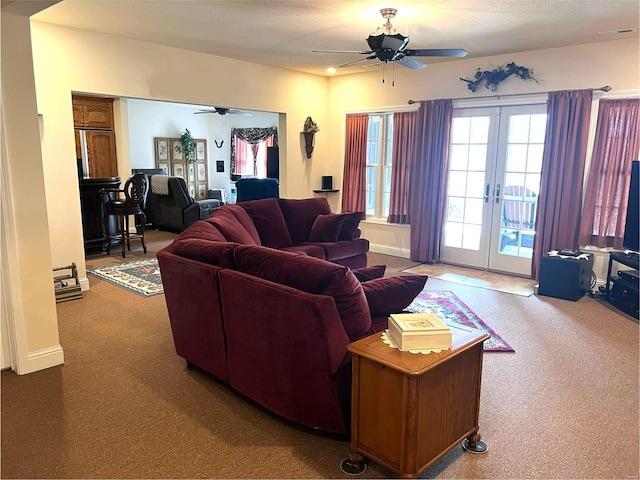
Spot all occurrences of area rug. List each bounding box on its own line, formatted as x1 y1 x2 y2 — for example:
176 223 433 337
87 258 163 297
406 291 514 352
402 263 536 297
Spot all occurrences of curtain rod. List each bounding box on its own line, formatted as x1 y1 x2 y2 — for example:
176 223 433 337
407 85 612 105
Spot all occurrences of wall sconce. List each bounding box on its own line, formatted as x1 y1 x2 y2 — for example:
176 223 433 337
302 116 319 159
302 131 315 158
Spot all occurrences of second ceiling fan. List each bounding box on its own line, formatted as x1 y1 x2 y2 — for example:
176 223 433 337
194 107 252 116
314 8 467 70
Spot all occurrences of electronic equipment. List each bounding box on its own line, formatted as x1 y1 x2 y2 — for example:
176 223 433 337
322 175 333 190
622 160 639 252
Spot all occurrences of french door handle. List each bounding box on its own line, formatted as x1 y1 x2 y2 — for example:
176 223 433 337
495 183 501 203
484 183 490 203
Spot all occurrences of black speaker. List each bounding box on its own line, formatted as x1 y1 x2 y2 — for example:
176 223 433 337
267 147 279 180
538 253 594 301
322 175 333 190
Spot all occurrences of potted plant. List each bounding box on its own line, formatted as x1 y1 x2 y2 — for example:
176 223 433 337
180 128 197 163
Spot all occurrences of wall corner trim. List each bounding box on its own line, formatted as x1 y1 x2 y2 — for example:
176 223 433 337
24 345 64 374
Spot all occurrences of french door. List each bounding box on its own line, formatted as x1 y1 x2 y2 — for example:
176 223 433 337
440 104 547 276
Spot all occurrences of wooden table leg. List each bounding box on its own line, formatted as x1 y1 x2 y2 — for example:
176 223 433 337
462 430 488 454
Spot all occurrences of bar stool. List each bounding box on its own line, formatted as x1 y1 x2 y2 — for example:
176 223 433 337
101 173 149 258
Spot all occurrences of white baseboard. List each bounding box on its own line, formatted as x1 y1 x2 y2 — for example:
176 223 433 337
24 345 64 374
79 276 90 291
369 243 410 259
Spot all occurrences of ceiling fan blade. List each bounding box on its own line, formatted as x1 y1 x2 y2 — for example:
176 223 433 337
194 110 217 114
227 109 252 116
404 48 468 58
395 56 427 70
338 56 376 68
313 50 373 55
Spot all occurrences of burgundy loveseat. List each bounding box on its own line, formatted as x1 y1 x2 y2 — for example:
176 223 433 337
157 197 427 434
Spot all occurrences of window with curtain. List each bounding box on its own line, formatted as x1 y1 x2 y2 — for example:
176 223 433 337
366 114 393 218
578 98 640 248
230 127 277 178
343 111 415 217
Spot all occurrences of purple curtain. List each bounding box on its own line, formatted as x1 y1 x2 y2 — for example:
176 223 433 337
578 98 640 248
531 89 593 279
388 111 416 224
341 114 369 213
409 99 453 262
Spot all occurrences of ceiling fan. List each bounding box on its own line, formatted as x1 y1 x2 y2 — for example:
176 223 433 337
194 107 252 116
313 8 467 70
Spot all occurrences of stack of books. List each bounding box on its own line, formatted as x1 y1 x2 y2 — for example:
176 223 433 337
388 313 452 351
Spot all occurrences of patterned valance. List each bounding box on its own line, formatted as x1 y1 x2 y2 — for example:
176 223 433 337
230 127 278 177
231 127 278 145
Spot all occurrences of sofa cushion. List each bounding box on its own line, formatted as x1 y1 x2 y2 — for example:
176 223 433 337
238 198 293 248
308 214 346 242
206 205 261 245
171 238 238 268
176 220 227 242
305 238 369 261
352 265 387 282
338 212 364 241
361 275 428 317
234 245 371 341
278 197 332 244
280 244 326 259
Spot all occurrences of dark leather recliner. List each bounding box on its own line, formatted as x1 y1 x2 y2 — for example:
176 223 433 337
146 176 221 232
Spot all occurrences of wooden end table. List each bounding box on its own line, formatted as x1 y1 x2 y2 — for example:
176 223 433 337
342 325 489 478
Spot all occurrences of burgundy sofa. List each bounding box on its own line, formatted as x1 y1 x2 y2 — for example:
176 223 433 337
157 197 427 434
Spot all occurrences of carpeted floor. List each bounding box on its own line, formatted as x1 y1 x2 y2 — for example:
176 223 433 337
407 291 514 351
2 231 639 479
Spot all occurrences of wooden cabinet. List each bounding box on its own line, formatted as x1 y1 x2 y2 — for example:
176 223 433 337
73 95 118 179
346 327 489 478
73 96 114 129
85 131 117 178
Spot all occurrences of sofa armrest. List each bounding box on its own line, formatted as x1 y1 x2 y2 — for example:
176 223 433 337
195 199 221 219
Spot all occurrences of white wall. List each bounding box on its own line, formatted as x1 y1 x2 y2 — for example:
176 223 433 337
125 98 279 198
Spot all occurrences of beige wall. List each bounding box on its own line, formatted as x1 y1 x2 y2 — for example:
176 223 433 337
325 38 640 257
1 13 62 373
29 21 332 282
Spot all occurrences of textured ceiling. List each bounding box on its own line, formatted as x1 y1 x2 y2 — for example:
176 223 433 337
31 0 639 76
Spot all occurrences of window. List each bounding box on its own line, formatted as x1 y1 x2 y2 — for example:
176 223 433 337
366 114 393 218
234 138 268 177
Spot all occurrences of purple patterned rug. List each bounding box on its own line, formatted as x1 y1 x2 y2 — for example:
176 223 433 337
406 291 514 352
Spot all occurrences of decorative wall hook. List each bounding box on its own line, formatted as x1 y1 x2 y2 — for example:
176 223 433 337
214 139 224 148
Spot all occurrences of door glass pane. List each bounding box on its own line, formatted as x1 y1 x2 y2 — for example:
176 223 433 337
450 144 469 170
529 114 547 143
447 197 464 221
466 172 486 197
451 117 471 143
444 222 463 248
462 224 482 250
506 144 527 171
447 171 468 197
507 115 531 142
469 117 490 143
465 198 484 224
468 145 488 170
